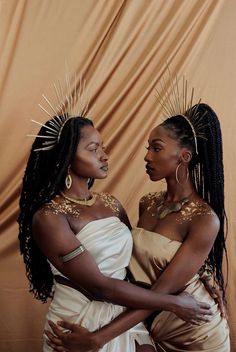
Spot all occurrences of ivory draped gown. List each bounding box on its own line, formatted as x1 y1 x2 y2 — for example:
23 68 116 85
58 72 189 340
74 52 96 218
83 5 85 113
43 217 155 351
129 227 230 352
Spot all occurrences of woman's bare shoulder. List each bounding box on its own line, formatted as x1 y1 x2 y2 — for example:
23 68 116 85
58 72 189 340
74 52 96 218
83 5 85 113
139 191 164 213
184 198 218 221
185 199 220 239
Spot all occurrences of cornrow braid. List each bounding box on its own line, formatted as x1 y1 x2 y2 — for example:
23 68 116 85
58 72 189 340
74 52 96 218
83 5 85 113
18 116 94 302
160 103 227 298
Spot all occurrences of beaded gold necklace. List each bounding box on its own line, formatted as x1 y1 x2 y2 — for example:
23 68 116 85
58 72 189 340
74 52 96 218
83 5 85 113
60 191 97 206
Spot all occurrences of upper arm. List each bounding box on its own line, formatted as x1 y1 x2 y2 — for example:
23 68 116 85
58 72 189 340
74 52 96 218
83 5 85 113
32 211 107 294
152 213 220 294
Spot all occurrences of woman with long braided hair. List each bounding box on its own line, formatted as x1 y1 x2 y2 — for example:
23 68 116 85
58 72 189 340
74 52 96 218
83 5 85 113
18 112 212 352
47 103 230 351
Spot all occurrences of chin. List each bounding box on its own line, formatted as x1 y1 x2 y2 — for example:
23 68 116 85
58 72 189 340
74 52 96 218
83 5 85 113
147 174 161 182
97 173 108 179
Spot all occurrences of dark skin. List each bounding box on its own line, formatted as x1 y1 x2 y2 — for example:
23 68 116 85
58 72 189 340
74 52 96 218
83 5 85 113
34 126 209 314
46 125 226 352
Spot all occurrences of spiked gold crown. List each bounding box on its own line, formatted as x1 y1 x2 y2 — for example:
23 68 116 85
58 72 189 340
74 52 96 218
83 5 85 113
27 70 91 152
155 67 207 154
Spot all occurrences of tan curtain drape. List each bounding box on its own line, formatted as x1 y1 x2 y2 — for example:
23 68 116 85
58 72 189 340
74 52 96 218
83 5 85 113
1 1 235 351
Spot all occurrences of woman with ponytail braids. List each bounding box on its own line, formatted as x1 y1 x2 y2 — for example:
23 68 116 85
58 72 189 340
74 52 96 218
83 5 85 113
48 104 230 351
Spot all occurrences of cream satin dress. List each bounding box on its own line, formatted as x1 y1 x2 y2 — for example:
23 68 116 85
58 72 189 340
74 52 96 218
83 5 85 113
129 227 230 352
43 217 155 351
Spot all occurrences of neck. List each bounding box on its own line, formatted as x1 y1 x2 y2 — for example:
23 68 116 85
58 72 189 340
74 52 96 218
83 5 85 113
165 178 195 202
62 178 91 200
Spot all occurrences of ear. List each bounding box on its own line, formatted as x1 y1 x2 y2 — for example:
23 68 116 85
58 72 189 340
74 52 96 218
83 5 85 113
180 149 192 163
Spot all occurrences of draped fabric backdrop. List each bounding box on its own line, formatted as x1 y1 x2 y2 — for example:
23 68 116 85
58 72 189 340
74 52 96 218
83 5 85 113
0 0 235 351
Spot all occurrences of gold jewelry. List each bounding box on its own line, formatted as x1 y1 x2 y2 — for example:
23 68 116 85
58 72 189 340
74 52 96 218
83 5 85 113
27 65 92 152
175 163 189 185
60 245 85 263
65 174 72 189
156 192 192 219
60 191 97 206
177 199 214 224
155 66 208 154
42 198 81 218
99 192 120 216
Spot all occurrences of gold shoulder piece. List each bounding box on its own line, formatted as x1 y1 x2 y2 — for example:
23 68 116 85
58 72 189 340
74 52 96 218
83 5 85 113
142 191 165 212
41 199 81 218
178 200 214 223
98 192 120 216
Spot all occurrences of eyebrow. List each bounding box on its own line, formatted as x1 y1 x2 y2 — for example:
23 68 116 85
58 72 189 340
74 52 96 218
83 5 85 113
86 141 103 147
148 138 165 144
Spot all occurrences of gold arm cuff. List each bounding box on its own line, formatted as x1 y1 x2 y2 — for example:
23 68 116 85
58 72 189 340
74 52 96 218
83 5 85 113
60 245 85 263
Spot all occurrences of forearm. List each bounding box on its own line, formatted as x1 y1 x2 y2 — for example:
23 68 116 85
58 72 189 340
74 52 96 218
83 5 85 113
92 282 168 347
93 308 152 348
92 280 183 346
93 277 176 311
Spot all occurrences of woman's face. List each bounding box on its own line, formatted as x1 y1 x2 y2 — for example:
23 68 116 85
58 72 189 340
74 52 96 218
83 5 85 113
144 125 182 182
70 125 108 180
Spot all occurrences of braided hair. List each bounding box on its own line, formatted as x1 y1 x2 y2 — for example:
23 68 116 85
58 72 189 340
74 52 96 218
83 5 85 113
160 103 227 297
18 116 94 302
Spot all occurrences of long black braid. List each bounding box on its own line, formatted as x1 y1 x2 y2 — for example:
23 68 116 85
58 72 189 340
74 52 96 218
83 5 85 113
160 103 227 298
18 116 94 303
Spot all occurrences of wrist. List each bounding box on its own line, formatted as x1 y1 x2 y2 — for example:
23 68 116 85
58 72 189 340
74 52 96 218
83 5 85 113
92 331 104 349
165 295 179 313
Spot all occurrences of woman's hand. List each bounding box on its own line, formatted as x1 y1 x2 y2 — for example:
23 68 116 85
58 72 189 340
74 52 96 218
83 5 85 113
173 292 213 325
45 320 101 352
201 279 227 318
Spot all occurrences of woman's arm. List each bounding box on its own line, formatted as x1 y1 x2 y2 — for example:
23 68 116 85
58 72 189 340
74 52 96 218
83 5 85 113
46 293 211 351
95 212 219 342
33 211 179 311
46 214 217 351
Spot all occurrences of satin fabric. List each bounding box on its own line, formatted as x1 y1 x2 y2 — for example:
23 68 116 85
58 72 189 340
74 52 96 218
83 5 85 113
43 217 155 351
129 227 230 352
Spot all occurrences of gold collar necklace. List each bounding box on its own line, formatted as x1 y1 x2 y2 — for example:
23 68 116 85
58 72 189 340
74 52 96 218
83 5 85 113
156 191 193 219
60 191 97 207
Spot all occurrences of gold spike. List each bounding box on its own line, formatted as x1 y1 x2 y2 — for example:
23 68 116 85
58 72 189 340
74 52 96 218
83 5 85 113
42 94 59 117
155 66 209 155
31 119 57 133
27 134 56 139
28 71 92 151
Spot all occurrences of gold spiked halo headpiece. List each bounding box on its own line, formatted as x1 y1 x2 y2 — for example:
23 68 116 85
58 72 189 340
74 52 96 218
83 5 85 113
155 68 207 155
28 70 92 152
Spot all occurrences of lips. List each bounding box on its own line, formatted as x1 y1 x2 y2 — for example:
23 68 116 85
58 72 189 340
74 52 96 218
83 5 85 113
145 164 154 173
101 163 108 172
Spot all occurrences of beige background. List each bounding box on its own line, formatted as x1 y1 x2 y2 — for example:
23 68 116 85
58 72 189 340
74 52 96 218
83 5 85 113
0 0 235 351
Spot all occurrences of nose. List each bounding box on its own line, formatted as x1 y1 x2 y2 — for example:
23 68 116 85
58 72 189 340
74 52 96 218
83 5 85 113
101 149 108 161
144 149 152 162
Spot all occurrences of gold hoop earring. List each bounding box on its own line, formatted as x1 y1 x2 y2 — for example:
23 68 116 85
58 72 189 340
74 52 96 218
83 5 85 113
175 163 189 185
65 174 72 189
